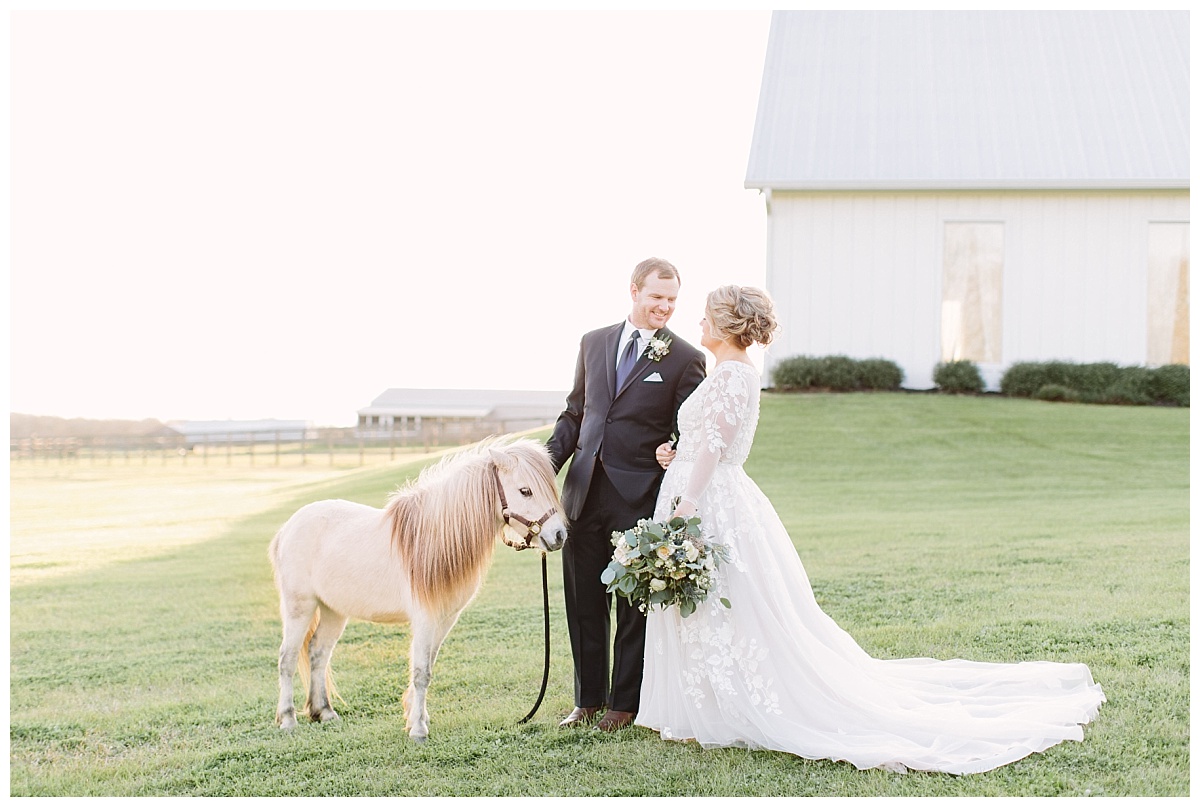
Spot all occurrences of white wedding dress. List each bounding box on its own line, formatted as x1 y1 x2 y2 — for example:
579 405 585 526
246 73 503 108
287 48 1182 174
637 361 1105 774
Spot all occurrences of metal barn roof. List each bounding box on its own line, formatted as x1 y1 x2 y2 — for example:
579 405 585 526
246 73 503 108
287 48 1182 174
167 419 310 437
745 11 1189 190
358 389 566 419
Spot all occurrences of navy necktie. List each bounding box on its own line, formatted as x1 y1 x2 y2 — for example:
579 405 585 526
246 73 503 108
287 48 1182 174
616 332 641 388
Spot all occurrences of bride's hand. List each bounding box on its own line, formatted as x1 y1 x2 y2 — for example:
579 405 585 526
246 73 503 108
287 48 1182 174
672 499 697 520
656 442 676 469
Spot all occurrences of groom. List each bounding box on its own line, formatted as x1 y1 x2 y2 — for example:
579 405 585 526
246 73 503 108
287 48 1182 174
547 257 706 732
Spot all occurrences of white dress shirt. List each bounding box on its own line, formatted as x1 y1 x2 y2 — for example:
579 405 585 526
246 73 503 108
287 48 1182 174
616 322 656 371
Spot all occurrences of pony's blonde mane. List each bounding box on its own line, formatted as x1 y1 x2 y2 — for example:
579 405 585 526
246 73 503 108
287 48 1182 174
385 437 560 614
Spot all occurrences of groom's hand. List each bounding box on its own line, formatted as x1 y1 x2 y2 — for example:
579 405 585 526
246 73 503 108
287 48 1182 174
655 442 676 469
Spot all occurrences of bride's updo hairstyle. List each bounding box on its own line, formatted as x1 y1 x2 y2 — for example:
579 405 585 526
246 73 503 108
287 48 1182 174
706 285 779 348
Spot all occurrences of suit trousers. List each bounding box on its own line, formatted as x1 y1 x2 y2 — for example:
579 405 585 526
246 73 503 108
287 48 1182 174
561 461 653 713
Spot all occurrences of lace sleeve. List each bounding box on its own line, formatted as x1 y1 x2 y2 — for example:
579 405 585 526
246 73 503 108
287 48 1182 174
679 365 750 508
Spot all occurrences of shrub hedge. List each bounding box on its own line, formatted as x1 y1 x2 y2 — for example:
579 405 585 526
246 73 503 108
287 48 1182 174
771 355 904 392
1147 364 1190 407
1000 361 1188 407
933 360 985 394
1033 384 1081 403
770 355 1189 407
858 359 905 391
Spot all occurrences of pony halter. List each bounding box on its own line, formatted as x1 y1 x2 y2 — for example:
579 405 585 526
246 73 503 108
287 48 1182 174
490 463 558 549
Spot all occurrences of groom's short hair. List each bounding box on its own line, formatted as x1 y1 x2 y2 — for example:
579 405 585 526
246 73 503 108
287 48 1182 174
631 257 680 289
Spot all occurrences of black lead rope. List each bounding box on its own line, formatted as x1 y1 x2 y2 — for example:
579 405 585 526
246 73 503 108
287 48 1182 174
518 552 551 724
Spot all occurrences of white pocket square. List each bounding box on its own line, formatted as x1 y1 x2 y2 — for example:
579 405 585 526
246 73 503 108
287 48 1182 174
643 372 664 382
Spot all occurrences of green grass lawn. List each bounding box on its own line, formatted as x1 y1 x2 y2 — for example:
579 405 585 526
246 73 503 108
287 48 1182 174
8 393 1189 796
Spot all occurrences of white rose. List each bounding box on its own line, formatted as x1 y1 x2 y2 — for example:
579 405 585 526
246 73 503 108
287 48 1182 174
682 540 700 563
649 578 667 592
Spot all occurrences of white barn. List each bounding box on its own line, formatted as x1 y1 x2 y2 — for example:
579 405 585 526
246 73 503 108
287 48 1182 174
746 11 1189 390
356 388 566 441
167 419 311 444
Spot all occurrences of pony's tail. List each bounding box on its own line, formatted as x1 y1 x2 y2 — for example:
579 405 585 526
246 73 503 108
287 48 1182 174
298 611 343 716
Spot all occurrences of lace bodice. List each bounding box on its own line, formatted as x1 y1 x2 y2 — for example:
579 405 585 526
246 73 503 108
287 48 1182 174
670 361 760 509
676 361 760 466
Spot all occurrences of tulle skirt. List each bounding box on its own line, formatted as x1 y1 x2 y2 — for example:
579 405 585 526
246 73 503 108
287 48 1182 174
637 462 1105 775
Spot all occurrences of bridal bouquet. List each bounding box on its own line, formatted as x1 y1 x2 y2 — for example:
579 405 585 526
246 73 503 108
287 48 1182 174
602 500 730 618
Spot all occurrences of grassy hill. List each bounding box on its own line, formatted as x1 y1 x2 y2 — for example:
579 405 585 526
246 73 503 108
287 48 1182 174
9 393 1189 796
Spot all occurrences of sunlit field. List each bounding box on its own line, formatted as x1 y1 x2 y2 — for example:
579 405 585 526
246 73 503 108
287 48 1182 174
9 394 1189 796
9 449 446 585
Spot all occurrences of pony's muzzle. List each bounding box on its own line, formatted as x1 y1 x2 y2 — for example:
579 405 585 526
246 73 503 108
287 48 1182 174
502 521 565 552
527 514 567 553
539 524 567 552
501 508 567 553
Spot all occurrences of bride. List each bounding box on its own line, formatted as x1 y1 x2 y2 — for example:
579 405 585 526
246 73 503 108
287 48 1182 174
635 285 1105 775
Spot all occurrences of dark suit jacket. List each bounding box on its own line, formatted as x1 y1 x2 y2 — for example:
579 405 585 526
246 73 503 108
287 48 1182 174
547 323 706 521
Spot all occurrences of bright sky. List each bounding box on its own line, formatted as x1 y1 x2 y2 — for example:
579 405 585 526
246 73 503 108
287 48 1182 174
10 9 773 427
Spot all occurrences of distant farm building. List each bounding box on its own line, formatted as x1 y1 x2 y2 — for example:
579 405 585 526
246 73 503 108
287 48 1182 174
168 419 312 445
747 11 1189 390
356 389 567 443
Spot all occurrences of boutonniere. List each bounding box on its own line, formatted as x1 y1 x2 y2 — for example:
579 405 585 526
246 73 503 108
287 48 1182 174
644 334 672 362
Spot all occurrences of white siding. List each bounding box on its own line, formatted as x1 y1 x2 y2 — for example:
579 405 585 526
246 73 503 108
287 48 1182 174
764 190 1189 389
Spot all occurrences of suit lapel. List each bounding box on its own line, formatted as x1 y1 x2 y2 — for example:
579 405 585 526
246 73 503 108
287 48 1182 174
603 323 622 402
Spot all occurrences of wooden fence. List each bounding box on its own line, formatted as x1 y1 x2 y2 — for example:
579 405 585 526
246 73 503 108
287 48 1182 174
10 428 469 468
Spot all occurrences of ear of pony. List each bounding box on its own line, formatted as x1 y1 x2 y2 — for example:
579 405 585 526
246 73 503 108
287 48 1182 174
488 446 505 467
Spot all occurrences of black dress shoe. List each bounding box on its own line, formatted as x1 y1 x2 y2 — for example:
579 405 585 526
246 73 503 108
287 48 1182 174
594 709 636 732
558 706 602 727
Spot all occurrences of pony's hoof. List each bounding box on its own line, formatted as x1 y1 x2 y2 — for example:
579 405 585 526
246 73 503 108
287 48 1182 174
410 734 428 744
277 712 298 731
312 708 340 724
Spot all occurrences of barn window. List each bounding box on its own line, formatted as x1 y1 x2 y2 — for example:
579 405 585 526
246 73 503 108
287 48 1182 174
1147 222 1189 366
941 222 1004 364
